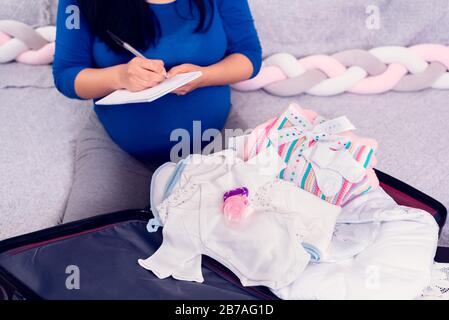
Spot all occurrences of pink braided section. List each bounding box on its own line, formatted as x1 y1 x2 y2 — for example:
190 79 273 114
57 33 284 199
410 44 449 68
16 42 55 65
0 31 11 45
349 64 407 94
299 55 346 76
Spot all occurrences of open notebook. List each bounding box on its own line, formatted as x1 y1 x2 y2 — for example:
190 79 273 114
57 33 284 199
96 71 202 105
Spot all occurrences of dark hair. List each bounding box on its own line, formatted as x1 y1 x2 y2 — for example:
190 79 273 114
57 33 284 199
77 0 214 53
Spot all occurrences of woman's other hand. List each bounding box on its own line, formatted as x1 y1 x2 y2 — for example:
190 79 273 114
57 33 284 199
118 57 167 92
168 63 209 96
167 52 257 96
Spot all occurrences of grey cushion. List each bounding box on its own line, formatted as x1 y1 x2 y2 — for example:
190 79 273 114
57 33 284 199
248 0 449 57
1 0 449 248
0 64 54 89
0 79 91 240
50 0 58 25
0 0 51 27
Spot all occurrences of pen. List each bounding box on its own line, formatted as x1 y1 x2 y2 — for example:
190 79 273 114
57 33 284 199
107 30 168 79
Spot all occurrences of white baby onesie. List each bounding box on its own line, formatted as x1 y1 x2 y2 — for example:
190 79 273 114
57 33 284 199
272 188 439 300
139 149 341 290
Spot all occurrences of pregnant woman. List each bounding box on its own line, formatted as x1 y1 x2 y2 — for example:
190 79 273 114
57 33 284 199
53 0 262 222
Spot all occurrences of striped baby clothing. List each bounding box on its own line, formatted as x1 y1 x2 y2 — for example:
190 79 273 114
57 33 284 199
231 103 379 206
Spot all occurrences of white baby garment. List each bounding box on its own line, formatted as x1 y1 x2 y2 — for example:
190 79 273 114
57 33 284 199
139 149 341 290
272 188 439 299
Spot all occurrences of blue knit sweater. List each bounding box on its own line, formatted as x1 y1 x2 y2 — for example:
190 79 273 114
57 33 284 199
53 0 262 162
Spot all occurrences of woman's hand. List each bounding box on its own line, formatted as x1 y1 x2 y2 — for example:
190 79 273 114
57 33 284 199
168 63 209 96
167 54 255 96
117 57 167 92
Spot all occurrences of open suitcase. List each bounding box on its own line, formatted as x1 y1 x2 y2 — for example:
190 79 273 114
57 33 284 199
0 170 447 300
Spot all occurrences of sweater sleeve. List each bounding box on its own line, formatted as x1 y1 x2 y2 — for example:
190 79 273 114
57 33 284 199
217 0 262 78
52 0 94 99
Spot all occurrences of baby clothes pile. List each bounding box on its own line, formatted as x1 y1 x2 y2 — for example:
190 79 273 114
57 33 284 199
230 103 379 206
139 148 341 289
139 103 440 300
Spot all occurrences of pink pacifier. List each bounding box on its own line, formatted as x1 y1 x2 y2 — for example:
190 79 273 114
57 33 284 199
222 187 251 226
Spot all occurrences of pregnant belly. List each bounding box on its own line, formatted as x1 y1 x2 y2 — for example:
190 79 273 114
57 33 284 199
94 85 231 163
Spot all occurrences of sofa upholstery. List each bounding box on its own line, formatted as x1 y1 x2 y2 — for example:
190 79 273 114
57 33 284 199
0 0 52 27
0 0 448 244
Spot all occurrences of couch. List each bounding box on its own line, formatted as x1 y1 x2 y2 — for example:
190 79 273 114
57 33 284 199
1 0 448 245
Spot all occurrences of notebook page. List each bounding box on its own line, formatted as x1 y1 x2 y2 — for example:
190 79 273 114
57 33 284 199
96 71 202 106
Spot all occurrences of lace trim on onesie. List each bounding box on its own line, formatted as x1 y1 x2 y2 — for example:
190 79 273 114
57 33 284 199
250 180 288 212
250 179 311 244
157 177 288 223
156 181 199 224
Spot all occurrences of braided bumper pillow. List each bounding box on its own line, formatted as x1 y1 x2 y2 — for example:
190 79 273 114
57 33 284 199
0 20 56 65
232 44 449 96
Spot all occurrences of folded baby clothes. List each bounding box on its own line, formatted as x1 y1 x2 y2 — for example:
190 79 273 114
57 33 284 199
139 148 341 288
272 188 439 300
230 103 379 206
